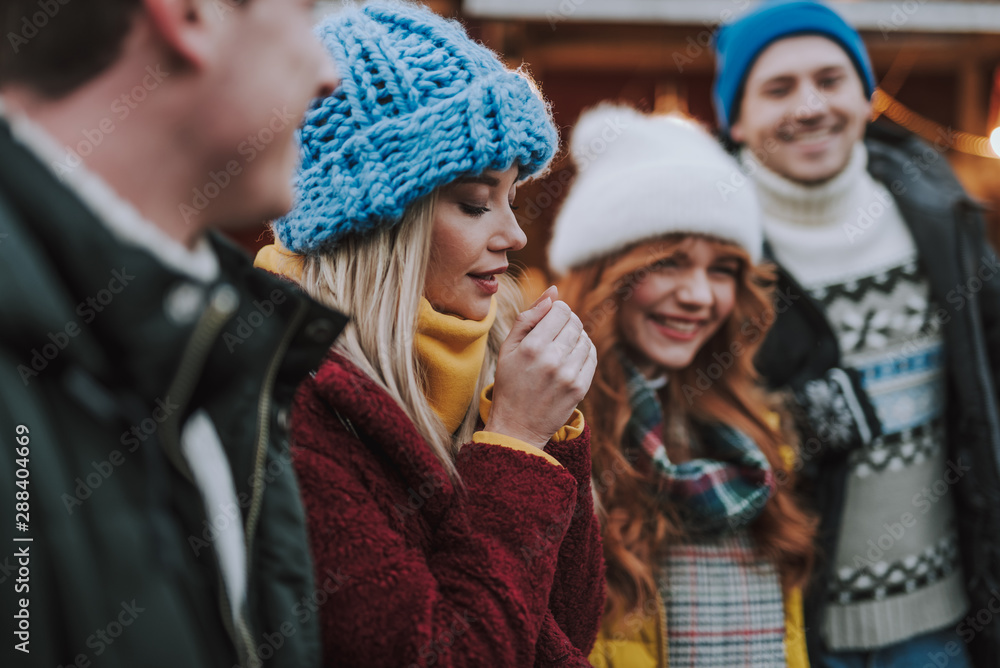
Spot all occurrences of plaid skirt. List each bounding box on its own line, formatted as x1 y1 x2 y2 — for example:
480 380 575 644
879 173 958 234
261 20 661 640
660 528 787 667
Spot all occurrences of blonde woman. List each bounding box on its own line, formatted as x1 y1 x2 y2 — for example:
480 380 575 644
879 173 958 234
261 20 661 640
254 3 604 666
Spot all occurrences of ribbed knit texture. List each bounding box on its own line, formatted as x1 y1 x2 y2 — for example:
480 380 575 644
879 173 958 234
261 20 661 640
712 0 876 130
813 261 968 650
275 1 558 253
741 145 915 286
414 296 496 434
749 147 969 650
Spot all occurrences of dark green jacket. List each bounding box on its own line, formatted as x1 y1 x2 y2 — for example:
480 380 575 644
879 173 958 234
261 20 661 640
0 118 346 667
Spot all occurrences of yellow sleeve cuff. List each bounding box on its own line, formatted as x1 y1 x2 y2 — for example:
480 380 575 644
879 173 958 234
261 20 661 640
552 409 584 442
472 431 563 468
478 385 586 443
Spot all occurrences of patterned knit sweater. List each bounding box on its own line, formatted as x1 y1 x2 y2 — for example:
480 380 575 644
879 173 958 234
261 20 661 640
744 146 969 650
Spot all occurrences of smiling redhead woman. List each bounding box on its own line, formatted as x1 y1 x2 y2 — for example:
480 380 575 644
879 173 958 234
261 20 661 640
550 106 816 668
253 2 604 667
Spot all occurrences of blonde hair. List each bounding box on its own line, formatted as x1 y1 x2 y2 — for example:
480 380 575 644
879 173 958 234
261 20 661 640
299 191 522 480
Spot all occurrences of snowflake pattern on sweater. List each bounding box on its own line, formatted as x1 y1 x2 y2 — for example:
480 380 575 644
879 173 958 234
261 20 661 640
810 258 968 650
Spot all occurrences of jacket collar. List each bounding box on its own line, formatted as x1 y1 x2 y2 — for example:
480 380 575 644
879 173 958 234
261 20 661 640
0 99 220 282
0 116 345 424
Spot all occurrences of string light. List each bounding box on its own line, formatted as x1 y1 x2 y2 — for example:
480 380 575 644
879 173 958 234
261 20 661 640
991 127 1000 157
871 89 998 158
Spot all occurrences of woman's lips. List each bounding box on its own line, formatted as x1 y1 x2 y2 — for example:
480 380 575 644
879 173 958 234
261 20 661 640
467 266 506 296
468 273 500 295
649 313 704 342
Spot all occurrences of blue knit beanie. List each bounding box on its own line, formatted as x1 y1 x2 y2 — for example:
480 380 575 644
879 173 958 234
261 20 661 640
274 1 558 254
713 0 876 131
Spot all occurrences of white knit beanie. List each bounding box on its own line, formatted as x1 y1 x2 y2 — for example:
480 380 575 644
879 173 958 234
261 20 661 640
547 105 762 276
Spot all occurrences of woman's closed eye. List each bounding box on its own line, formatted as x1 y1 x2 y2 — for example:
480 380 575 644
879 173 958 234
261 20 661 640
459 203 490 217
710 263 740 277
650 257 681 272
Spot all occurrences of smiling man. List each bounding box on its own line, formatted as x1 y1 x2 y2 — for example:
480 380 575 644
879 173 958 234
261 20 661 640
713 1 1000 666
0 1 346 666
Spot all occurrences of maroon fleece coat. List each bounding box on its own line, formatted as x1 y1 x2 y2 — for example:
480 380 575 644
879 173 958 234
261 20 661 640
291 352 605 667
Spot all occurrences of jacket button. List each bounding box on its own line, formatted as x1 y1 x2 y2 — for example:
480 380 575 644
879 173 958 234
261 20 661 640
164 283 205 325
304 318 336 343
276 407 291 432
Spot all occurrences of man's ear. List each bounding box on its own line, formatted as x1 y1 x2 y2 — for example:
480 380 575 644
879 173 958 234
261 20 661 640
142 0 220 70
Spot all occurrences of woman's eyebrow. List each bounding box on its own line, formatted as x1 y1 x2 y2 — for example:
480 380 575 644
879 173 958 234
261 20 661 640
452 175 500 187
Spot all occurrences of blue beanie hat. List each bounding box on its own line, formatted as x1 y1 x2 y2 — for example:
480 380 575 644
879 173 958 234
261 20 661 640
713 0 876 131
275 1 558 254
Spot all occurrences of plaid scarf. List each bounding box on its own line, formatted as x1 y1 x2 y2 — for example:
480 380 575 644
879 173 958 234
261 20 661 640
661 529 788 667
620 352 775 534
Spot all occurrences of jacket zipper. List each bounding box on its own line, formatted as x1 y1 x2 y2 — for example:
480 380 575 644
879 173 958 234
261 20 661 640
159 284 256 667
243 298 309 572
235 299 310 668
160 285 239 481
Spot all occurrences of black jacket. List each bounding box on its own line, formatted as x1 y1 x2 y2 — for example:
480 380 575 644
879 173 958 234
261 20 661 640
0 118 347 666
756 122 1000 666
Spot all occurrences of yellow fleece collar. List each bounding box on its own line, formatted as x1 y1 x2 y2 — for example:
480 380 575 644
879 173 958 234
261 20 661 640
415 297 496 434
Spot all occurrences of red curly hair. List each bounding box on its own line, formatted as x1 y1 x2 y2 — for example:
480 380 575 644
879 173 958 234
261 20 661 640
558 234 817 630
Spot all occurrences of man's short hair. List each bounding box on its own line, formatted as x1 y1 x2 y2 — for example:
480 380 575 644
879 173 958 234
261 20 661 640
1 0 141 99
